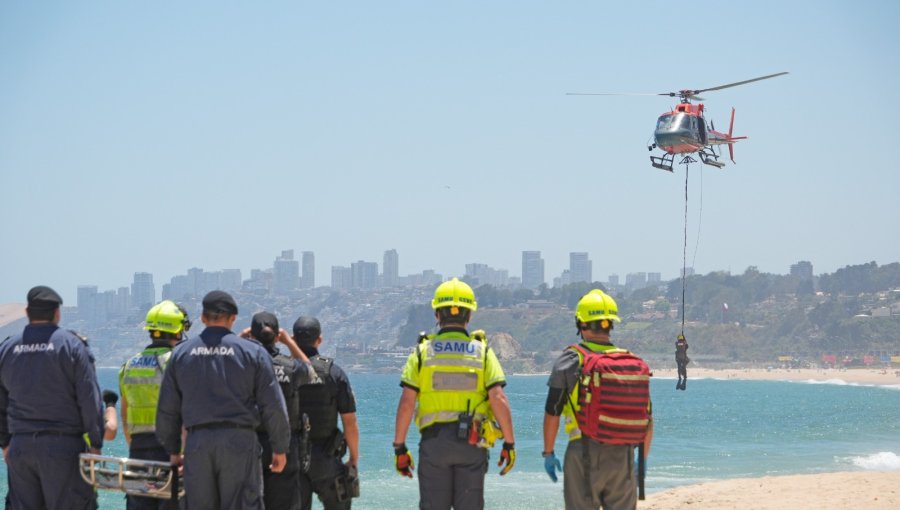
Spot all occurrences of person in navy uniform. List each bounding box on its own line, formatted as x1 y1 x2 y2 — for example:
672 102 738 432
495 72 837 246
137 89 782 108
155 291 291 510
292 316 360 510
240 311 316 510
0 286 105 510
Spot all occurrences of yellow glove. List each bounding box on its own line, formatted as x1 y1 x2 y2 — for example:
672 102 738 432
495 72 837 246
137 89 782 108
394 443 414 478
498 442 515 476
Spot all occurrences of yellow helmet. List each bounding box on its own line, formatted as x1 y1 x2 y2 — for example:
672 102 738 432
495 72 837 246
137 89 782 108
575 289 620 324
431 277 477 312
144 300 190 335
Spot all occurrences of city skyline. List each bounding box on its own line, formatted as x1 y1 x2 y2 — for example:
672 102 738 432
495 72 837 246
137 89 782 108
53 246 828 308
3 3 898 304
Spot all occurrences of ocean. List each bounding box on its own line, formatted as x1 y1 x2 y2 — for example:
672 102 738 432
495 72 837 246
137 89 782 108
3 369 899 509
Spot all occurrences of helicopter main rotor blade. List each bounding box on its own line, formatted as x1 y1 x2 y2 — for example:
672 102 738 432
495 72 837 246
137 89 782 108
566 92 661 96
691 72 789 95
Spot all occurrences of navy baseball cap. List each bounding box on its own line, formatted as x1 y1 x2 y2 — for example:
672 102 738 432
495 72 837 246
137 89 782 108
251 311 279 339
202 291 238 315
27 286 63 311
292 316 321 341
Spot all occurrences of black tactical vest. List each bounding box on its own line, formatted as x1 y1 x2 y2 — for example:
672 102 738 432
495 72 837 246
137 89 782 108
296 356 339 441
270 353 302 432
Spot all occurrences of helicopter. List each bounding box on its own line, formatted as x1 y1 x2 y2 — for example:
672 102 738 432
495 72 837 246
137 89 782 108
568 72 788 172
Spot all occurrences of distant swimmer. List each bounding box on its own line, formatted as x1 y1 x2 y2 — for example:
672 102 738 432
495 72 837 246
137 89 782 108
119 300 191 510
675 334 689 391
0 286 106 510
393 278 517 510
156 291 291 510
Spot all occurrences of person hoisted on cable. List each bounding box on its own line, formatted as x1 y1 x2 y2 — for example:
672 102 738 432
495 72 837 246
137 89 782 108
675 334 690 391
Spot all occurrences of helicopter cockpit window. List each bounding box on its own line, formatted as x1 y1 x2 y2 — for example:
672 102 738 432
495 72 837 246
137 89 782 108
656 114 676 130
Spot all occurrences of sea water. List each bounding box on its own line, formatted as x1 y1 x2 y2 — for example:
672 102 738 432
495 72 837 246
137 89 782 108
2 369 899 509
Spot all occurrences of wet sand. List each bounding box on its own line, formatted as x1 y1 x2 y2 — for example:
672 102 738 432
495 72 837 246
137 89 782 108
640 470 900 509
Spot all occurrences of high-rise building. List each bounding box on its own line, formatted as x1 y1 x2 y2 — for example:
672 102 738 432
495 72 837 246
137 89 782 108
351 260 378 289
790 261 813 280
608 274 620 287
569 252 592 284
77 285 98 322
553 270 572 288
113 287 131 318
244 269 273 293
301 251 315 288
331 266 352 290
131 272 155 311
647 272 662 284
274 251 300 294
464 263 510 288
383 249 399 287
220 269 242 291
77 285 98 311
521 251 545 290
625 272 647 290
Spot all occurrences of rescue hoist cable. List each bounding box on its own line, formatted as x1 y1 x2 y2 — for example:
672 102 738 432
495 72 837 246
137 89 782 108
692 168 703 272
680 165 689 336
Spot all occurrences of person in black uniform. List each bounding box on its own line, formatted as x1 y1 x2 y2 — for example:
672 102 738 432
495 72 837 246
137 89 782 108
292 316 360 510
0 286 105 510
240 311 316 510
675 334 689 390
155 291 291 510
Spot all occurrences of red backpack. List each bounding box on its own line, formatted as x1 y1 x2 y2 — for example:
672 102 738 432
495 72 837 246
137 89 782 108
569 344 651 445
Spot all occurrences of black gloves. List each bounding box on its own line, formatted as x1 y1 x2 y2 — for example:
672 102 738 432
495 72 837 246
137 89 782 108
102 390 118 408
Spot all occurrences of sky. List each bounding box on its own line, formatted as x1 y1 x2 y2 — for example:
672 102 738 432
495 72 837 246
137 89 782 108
2 1 899 304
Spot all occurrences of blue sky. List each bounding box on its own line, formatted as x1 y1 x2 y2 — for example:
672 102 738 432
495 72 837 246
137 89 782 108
2 1 899 303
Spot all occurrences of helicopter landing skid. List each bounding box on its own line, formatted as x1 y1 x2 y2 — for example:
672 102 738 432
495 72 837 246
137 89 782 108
650 153 674 172
698 150 725 169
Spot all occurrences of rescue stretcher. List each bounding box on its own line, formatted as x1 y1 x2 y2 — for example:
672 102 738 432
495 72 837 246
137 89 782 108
79 453 183 500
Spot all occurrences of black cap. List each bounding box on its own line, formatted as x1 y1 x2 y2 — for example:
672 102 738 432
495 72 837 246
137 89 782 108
201 290 238 315
251 312 279 339
27 286 63 311
292 316 321 341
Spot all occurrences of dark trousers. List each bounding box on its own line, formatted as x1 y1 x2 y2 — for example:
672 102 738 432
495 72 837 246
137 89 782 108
182 428 263 510
127 435 179 510
259 432 302 510
299 442 350 510
7 434 95 510
677 360 688 384
417 423 488 510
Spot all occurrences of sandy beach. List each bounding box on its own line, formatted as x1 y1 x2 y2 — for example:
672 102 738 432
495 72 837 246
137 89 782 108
653 366 900 387
643 366 900 509
0 303 25 328
640 470 900 509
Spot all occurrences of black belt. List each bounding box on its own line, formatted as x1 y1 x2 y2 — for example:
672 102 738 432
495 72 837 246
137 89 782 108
187 422 254 432
420 421 458 440
16 431 82 438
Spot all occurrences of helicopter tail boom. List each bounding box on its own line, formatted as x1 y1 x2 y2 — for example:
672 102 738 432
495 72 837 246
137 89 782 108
706 108 748 163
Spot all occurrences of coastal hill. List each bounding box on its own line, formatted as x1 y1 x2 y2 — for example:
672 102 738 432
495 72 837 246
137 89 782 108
3 261 898 370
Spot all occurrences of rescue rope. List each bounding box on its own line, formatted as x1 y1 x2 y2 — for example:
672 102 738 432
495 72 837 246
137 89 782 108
680 165 689 335
692 168 703 271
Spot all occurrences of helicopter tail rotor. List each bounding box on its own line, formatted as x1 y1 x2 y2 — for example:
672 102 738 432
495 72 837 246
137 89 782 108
727 108 736 163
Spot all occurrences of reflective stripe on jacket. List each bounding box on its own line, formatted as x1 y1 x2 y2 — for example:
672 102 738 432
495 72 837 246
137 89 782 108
119 346 172 436
416 331 491 430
